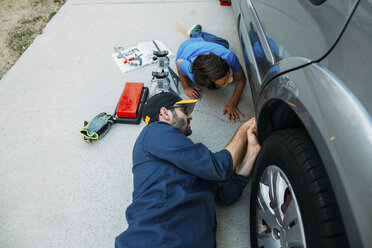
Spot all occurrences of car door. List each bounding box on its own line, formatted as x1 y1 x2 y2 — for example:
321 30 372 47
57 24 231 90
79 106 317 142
233 0 358 103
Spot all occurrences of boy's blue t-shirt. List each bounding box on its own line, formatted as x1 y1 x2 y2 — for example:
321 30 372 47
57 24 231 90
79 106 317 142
175 37 241 82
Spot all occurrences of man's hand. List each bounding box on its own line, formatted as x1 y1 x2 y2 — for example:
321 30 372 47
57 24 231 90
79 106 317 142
235 118 261 177
223 102 245 122
184 86 201 100
225 117 255 170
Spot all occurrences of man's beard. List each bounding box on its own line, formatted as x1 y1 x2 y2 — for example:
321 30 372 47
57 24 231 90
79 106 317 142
173 112 192 136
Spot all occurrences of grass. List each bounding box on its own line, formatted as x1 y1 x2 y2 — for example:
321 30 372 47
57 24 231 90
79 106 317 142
47 11 57 22
5 1 64 58
6 16 45 56
0 0 65 79
30 0 49 7
30 0 65 7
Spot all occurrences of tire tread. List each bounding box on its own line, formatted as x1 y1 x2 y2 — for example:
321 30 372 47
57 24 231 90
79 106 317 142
251 129 348 248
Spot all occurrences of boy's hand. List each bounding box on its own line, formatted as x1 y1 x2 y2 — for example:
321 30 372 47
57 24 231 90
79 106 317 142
184 86 201 100
235 118 261 177
223 102 245 122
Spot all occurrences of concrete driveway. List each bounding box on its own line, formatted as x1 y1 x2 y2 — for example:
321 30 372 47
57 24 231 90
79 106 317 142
0 0 254 247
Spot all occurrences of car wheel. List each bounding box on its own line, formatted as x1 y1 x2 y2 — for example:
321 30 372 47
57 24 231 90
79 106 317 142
250 129 348 248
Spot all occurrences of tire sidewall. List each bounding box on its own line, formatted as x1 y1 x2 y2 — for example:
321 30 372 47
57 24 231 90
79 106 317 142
250 131 318 248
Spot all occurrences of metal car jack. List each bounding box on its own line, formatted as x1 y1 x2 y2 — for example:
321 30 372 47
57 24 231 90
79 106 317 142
149 41 180 97
149 70 179 96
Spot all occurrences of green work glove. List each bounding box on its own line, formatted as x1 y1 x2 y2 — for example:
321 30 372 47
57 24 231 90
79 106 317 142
83 136 94 144
80 112 114 142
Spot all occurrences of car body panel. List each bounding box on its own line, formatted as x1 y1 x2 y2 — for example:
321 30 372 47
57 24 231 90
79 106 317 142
251 0 357 63
231 0 372 247
257 64 371 247
320 0 372 117
234 0 358 97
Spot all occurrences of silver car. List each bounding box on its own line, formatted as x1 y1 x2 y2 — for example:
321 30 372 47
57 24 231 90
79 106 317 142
231 0 372 247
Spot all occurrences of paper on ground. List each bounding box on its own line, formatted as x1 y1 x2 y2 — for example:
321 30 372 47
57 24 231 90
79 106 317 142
112 40 174 73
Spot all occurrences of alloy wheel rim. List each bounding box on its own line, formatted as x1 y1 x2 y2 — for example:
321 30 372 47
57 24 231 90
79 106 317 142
256 165 306 248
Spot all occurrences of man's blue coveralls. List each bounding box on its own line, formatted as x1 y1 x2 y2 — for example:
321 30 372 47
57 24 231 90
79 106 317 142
115 121 249 248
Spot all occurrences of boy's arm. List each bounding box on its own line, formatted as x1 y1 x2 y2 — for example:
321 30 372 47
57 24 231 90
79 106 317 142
223 68 246 122
176 59 200 99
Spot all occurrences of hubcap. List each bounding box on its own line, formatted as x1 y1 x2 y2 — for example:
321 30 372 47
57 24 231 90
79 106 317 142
256 165 306 248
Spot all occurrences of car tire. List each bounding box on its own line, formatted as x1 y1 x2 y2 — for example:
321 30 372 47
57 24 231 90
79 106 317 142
250 129 348 248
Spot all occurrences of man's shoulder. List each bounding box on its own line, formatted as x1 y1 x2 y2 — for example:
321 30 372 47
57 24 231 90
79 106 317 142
134 122 173 152
142 121 183 140
143 121 193 148
144 121 173 132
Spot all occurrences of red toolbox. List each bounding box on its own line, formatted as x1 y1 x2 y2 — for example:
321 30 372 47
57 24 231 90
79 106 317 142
114 82 149 124
116 82 143 118
220 0 231 6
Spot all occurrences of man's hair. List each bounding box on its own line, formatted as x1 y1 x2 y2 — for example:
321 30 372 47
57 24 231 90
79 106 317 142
147 107 176 124
192 52 230 90
148 114 159 124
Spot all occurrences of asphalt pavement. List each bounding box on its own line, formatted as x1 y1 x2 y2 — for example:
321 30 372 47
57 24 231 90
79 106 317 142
0 0 254 247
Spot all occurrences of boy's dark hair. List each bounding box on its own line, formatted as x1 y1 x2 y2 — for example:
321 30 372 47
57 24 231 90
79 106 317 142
191 52 229 90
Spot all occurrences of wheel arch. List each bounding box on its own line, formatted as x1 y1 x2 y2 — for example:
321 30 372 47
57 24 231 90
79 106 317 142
254 62 372 247
256 98 305 144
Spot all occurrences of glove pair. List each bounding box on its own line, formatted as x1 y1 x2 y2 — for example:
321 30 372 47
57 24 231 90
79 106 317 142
80 112 114 144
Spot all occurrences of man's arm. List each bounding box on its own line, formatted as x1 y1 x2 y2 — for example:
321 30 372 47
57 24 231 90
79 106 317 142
213 173 249 206
143 123 233 181
224 117 254 170
235 119 261 177
223 68 246 122
213 118 260 206
176 59 200 99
